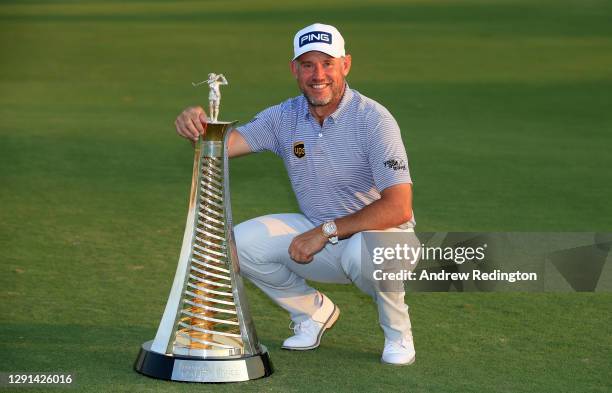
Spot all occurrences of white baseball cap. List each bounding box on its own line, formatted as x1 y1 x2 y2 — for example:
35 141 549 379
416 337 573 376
293 23 346 60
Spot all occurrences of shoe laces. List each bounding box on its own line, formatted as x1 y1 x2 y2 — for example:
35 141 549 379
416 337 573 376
385 336 413 351
289 319 318 335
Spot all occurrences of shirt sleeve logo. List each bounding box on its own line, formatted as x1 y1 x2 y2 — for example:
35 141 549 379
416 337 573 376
383 157 407 171
293 141 306 158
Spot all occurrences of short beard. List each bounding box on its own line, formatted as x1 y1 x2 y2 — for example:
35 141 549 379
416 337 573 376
304 93 332 106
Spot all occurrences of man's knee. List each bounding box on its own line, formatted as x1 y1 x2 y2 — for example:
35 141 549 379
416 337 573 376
234 218 269 265
234 218 302 288
235 214 306 261
234 220 270 283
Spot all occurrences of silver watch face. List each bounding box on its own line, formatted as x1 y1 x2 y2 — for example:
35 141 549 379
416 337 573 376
323 221 337 237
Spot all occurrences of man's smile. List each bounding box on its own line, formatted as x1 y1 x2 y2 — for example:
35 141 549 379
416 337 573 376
309 83 331 90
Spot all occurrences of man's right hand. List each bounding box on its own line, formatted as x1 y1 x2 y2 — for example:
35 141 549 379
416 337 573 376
175 106 207 142
174 106 253 158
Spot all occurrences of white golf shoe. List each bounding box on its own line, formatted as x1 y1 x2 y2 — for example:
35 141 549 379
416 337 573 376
282 293 340 350
381 333 416 365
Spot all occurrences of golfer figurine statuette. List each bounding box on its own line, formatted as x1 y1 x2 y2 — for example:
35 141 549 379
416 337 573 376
192 73 228 123
134 74 272 383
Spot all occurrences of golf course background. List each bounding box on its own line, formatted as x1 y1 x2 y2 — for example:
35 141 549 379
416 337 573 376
1 0 611 392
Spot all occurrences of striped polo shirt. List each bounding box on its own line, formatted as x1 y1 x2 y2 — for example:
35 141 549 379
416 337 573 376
236 85 415 228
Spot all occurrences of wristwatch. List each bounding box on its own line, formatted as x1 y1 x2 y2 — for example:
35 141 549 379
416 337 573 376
322 221 338 244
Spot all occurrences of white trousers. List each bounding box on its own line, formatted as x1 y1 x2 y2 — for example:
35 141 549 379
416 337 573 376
234 213 419 341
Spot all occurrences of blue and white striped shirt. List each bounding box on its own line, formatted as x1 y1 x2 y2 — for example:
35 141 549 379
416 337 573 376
236 85 415 228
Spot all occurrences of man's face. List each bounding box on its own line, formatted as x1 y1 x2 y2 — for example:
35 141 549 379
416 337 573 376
291 51 352 107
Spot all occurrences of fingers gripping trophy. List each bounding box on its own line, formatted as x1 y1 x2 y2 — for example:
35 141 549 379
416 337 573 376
134 74 272 383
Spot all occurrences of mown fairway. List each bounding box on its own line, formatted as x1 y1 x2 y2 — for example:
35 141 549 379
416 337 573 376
1 1 611 392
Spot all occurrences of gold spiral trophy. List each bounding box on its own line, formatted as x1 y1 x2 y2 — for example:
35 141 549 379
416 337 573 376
135 74 272 382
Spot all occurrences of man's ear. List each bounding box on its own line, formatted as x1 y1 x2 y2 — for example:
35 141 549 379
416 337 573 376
342 54 352 77
290 60 299 79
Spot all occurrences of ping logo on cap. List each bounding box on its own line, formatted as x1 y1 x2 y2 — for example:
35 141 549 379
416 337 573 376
299 31 332 47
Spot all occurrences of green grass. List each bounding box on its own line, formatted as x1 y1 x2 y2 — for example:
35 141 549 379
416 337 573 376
1 0 611 392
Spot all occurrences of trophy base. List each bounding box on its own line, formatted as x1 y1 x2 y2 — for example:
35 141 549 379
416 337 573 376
134 340 273 383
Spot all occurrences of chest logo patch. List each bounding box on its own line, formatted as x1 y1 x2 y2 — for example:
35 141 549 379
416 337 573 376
293 141 306 158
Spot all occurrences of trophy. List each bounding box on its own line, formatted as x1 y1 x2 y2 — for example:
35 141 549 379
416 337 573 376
134 74 273 382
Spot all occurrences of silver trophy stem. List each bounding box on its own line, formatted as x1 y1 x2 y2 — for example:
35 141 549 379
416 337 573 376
135 121 272 383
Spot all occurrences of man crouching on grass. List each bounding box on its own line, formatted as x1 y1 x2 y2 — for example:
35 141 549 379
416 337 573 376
175 23 419 365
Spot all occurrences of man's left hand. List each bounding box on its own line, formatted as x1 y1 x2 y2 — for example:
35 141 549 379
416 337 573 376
288 226 328 264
